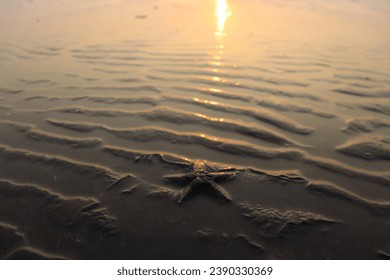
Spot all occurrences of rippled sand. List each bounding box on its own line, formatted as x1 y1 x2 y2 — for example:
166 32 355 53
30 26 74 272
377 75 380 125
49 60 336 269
0 0 389 259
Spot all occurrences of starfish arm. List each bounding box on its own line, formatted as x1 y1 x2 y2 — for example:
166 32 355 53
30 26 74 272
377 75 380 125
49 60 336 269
208 182 232 202
159 154 192 167
134 153 192 167
164 173 195 184
177 177 203 204
208 171 237 182
215 167 241 172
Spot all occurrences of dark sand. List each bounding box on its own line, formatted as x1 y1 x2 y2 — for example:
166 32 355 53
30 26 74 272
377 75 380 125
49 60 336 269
0 0 389 259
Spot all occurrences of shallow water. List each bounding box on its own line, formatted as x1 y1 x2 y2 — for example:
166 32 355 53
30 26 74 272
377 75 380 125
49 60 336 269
0 0 389 259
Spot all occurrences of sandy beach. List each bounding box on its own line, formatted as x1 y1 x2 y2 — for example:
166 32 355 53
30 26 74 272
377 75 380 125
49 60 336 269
0 0 389 259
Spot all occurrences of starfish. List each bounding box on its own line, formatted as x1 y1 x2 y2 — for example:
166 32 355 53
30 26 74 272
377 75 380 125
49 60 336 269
164 160 238 204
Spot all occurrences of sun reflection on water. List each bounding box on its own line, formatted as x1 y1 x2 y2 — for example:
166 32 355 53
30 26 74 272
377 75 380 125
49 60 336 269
215 0 232 39
211 0 232 97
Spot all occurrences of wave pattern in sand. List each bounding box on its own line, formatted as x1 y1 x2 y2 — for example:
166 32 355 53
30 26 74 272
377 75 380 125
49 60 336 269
0 21 389 259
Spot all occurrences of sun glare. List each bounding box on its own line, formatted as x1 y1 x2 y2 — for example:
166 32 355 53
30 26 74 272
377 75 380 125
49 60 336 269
215 0 232 38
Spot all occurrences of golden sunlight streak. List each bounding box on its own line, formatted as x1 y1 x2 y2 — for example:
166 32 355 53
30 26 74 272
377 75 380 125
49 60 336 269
215 0 232 38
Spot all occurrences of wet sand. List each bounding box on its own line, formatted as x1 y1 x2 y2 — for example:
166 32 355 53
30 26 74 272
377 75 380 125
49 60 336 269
0 0 389 259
